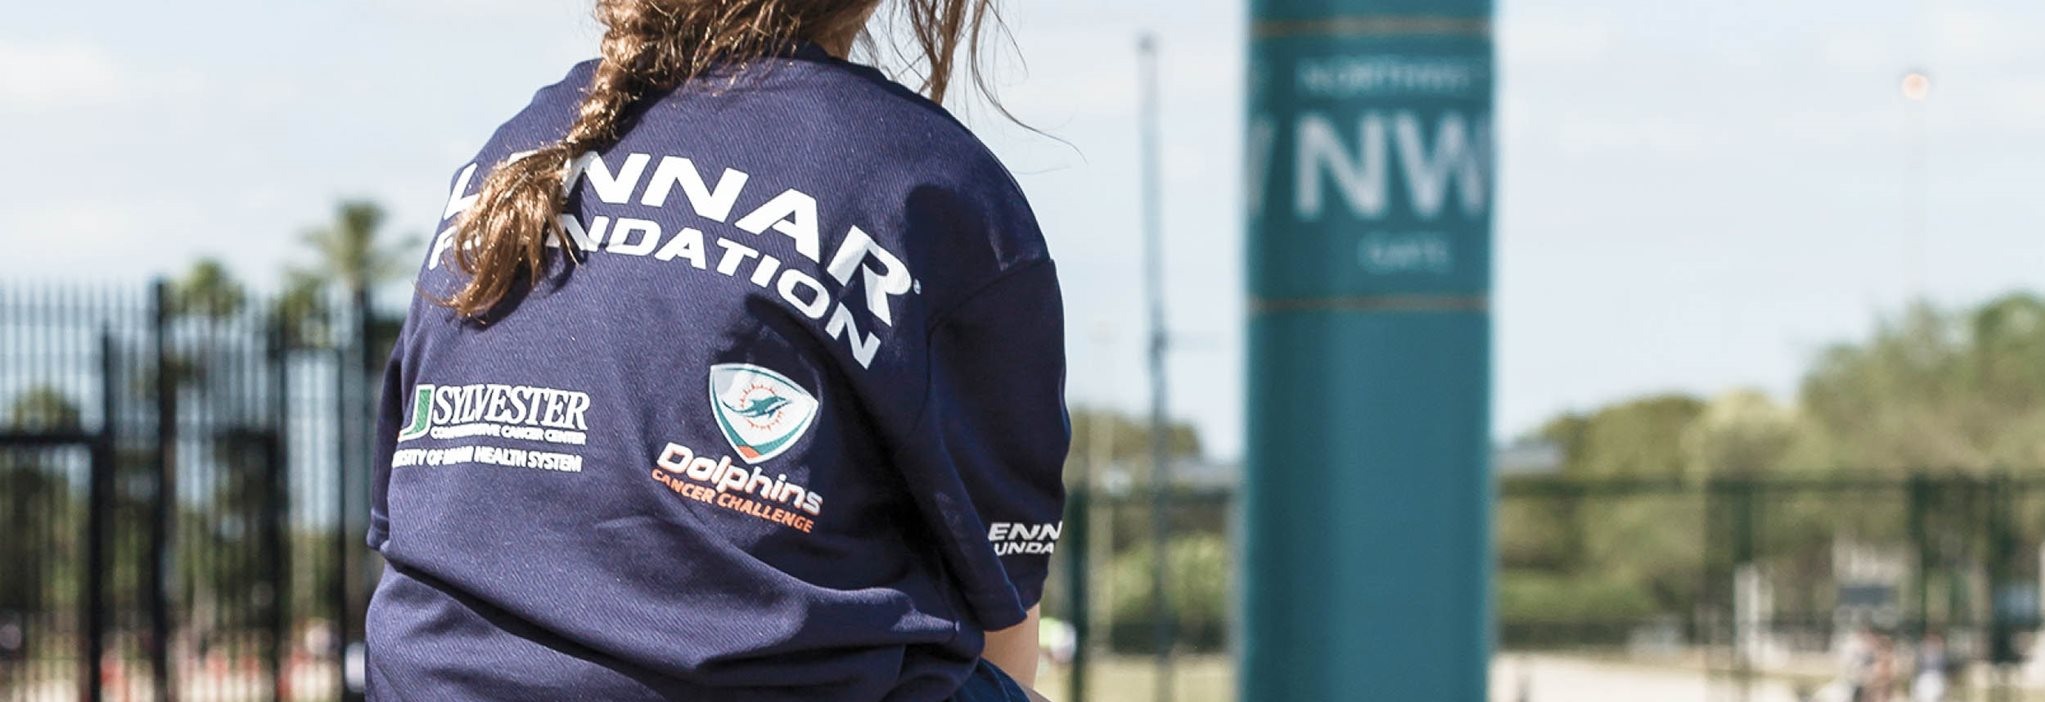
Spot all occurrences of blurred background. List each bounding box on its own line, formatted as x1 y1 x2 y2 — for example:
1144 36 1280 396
4 0 2044 700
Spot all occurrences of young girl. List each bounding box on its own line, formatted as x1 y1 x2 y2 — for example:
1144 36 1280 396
364 2 1066 700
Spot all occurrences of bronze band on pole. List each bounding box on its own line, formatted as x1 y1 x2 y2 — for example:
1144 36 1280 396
1251 16 1492 39
1251 294 1490 314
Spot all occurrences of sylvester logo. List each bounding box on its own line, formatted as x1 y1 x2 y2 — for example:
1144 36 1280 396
708 363 819 464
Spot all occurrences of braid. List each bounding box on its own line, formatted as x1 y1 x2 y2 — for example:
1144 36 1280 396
440 2 688 317
568 12 657 149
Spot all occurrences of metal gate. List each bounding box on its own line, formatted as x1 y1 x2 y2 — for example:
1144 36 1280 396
1700 476 2044 701
1497 474 2045 701
0 283 375 702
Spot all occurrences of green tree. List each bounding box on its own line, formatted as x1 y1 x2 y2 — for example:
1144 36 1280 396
1683 390 1802 479
4 385 82 432
1971 294 2045 466
1799 302 1968 470
1503 292 2045 645
1799 296 2045 472
159 258 250 395
276 268 332 348
1 387 84 617
170 258 249 321
300 200 416 297
162 259 277 626
1518 395 1708 623
1546 394 1704 479
1106 534 1230 653
289 199 418 365
1065 406 1203 486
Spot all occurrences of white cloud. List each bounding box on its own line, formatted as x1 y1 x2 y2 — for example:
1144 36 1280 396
0 41 124 111
1955 74 2045 133
1500 14 1618 66
1933 7 2043 68
1820 28 1898 71
0 197 266 284
0 39 207 115
988 25 1143 122
1547 112 1727 159
0 202 153 280
1772 107 1906 149
364 0 590 23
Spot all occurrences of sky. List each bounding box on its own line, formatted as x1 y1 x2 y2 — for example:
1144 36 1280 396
4 0 2043 461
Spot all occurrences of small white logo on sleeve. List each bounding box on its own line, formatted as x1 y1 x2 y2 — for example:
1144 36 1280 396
989 521 1061 556
708 363 820 464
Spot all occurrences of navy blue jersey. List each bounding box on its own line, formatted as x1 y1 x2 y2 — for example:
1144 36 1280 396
366 44 1068 701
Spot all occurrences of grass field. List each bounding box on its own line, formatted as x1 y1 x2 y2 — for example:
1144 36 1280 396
1036 653 2045 702
1037 655 1235 702
21 652 2045 701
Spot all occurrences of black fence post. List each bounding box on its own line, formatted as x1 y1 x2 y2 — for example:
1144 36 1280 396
1725 478 1757 702
332 337 352 701
268 318 291 702
1908 474 1929 642
1987 473 2018 702
338 284 373 702
1065 487 1090 702
356 284 375 638
83 331 116 702
150 279 175 702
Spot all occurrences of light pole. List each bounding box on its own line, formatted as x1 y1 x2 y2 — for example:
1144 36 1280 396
1136 32 1176 702
1900 69 1931 296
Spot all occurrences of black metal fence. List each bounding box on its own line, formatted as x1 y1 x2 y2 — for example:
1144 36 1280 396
1042 484 1237 702
1501 474 2045 701
1 278 1237 702
46 278 2045 701
0 283 379 702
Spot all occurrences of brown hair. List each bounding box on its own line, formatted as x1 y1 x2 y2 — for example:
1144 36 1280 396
439 0 1006 317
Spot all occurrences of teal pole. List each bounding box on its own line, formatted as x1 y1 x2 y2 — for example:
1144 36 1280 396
1243 1 1494 699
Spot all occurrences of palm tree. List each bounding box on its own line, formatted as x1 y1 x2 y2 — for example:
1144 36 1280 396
276 267 331 349
150 258 252 395
160 261 274 628
171 258 248 321
300 201 416 298
289 200 417 361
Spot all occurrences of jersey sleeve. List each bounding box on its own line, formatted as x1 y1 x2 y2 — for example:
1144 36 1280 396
894 259 1069 631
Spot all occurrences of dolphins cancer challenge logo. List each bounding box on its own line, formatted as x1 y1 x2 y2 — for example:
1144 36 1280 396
707 363 820 463
648 363 826 533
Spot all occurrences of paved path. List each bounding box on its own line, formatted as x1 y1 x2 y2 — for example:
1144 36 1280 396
1490 654 1819 702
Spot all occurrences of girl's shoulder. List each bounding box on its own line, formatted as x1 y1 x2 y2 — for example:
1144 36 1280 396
687 55 1049 282
756 53 1023 198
